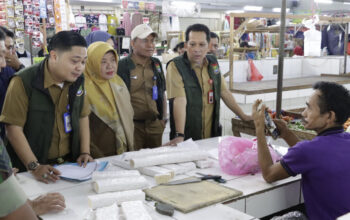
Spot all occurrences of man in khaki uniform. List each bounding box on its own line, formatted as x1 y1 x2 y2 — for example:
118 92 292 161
118 24 167 150
166 24 252 145
0 31 93 183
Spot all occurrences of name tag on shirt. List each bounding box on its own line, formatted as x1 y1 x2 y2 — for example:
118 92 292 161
152 85 158 100
63 112 72 133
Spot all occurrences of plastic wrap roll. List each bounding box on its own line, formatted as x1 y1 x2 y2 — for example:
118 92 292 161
93 176 148 194
92 170 140 181
95 203 119 220
130 150 209 168
138 166 174 178
111 158 133 170
121 143 198 160
195 159 214 169
88 189 145 209
121 201 152 220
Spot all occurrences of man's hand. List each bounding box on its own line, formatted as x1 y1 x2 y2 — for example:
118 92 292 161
31 165 61 184
252 99 265 133
29 193 66 216
5 52 22 70
77 153 94 167
163 136 184 146
273 119 289 139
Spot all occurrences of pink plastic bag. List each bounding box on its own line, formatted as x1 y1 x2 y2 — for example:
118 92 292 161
247 59 263 81
218 136 281 175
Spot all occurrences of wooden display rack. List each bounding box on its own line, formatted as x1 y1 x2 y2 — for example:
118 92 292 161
231 109 317 140
227 12 350 91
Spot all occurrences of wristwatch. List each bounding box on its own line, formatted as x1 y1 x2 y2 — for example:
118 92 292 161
27 161 40 171
174 132 185 138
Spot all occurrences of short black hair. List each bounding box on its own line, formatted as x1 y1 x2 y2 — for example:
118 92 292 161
313 81 350 125
48 31 87 53
0 26 14 39
210 32 219 41
173 42 184 52
185 24 210 43
0 28 5 41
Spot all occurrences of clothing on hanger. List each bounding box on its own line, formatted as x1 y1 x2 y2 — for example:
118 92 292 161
99 14 108 32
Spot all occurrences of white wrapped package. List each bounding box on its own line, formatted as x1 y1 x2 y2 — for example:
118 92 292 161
121 201 152 220
195 159 214 168
111 158 133 170
121 141 198 160
95 203 119 220
93 176 148 194
160 164 186 175
138 166 174 178
177 161 196 169
92 170 140 181
130 150 209 168
88 189 145 209
154 173 172 184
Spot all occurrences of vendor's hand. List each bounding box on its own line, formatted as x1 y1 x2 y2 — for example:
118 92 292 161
252 99 266 133
77 153 94 167
31 165 61 184
241 114 253 121
29 193 66 216
273 119 289 139
163 136 184 147
5 52 22 70
12 167 19 176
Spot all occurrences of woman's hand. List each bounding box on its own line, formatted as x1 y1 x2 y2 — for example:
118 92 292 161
76 153 94 167
31 165 60 184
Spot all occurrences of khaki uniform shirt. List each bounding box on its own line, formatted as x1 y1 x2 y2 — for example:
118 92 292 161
166 58 228 139
0 61 90 159
130 55 159 120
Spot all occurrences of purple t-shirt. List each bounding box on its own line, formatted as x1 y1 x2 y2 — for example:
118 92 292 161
281 128 350 220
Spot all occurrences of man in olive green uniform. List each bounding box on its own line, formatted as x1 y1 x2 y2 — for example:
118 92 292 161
0 31 93 183
166 24 252 145
118 24 167 150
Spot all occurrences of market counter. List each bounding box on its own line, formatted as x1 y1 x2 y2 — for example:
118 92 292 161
17 137 301 220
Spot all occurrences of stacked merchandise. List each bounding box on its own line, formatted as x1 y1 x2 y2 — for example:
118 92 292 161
0 1 5 27
23 0 41 49
2 0 25 53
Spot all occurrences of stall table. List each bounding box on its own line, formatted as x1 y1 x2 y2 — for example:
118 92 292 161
17 137 301 220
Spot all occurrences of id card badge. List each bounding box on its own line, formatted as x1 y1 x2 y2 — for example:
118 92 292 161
152 85 158 100
208 90 214 104
63 112 72 133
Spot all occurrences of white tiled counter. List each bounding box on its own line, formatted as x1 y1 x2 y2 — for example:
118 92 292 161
17 137 299 220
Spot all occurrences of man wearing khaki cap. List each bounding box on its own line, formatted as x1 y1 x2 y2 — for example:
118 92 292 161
118 24 167 150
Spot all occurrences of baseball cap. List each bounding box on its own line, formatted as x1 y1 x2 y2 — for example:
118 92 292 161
131 24 158 40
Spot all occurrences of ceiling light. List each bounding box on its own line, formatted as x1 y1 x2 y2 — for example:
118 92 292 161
243 5 263 11
272 8 290 13
314 0 333 4
344 2 350 4
171 1 196 8
226 10 245 14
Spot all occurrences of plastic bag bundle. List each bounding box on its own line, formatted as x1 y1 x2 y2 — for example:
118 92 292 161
247 59 263 81
218 136 281 175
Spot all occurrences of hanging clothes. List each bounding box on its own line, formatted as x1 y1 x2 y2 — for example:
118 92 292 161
322 25 345 55
75 15 86 29
131 12 143 32
99 14 108 32
121 12 131 36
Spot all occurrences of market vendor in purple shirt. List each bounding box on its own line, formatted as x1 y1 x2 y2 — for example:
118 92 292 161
252 81 350 220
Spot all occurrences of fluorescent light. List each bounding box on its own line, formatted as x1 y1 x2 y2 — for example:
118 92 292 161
272 8 290 13
226 10 245 14
344 2 350 4
243 5 263 11
171 1 196 8
314 0 333 4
